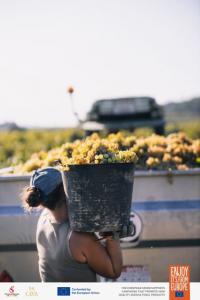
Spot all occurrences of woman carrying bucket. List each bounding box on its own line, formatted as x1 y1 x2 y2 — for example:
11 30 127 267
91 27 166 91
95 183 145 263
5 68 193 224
22 167 133 282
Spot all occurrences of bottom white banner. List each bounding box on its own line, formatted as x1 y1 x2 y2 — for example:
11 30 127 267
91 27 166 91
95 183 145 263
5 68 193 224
0 282 199 300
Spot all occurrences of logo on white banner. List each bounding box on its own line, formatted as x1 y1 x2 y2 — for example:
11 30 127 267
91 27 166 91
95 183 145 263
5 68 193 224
4 286 19 297
25 287 38 297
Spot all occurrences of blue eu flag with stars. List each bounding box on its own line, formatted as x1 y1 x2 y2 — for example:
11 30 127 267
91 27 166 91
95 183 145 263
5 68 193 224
57 287 71 296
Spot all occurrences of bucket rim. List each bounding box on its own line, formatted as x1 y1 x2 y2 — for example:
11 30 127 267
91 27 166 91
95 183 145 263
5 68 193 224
62 162 135 171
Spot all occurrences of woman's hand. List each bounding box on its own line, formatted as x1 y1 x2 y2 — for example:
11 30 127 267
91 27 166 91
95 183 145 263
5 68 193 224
119 220 135 238
98 231 120 241
99 220 135 240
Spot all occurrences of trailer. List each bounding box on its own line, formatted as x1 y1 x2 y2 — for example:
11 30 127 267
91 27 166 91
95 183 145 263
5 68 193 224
0 169 200 282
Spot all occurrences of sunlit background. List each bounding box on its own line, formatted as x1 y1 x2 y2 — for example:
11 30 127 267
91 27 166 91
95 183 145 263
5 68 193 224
0 0 200 127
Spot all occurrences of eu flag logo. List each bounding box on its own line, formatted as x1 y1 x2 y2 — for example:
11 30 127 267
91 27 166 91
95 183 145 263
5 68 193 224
57 287 70 296
175 291 184 297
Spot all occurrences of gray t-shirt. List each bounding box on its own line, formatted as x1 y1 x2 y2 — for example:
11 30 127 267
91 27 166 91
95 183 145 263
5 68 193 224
36 209 97 282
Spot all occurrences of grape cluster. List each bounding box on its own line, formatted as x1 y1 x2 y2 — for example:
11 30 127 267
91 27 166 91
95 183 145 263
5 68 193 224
59 133 138 171
133 132 200 171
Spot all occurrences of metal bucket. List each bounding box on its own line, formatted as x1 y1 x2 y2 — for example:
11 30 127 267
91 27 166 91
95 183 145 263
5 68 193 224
62 163 135 232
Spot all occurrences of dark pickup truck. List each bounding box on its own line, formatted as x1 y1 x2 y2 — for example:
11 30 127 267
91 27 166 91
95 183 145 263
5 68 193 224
82 97 165 135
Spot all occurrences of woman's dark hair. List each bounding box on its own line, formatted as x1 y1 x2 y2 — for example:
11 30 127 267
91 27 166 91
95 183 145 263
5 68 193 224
22 183 66 210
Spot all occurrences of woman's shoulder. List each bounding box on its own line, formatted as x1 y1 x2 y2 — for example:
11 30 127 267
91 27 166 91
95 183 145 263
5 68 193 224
36 208 51 231
70 231 98 253
70 231 97 243
38 208 49 221
68 231 97 263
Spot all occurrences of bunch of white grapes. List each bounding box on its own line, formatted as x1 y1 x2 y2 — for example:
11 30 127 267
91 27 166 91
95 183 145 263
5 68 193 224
14 131 200 173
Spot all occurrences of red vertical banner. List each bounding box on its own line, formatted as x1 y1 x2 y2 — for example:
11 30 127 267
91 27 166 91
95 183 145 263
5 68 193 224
169 265 190 300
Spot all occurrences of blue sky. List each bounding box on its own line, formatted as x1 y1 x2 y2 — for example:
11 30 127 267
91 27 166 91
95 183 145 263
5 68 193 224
0 0 199 127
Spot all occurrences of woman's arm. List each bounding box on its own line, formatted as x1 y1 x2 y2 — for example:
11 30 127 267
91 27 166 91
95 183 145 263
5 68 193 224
103 237 123 278
69 232 123 279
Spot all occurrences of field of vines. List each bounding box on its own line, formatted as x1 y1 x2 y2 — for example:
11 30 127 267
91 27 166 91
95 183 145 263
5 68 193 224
0 129 83 169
